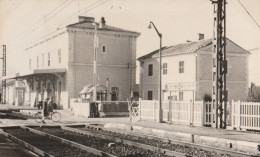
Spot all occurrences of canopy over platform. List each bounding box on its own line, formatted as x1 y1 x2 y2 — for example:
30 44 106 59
2 68 67 80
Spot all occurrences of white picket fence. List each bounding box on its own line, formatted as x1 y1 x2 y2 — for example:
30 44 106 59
136 99 260 130
138 99 204 126
232 100 260 131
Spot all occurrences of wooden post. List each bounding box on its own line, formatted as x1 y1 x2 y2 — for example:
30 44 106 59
139 98 142 120
238 100 241 130
231 100 234 129
189 99 192 125
153 99 156 121
201 100 205 126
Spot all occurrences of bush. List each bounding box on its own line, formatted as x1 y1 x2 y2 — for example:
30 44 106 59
203 93 212 102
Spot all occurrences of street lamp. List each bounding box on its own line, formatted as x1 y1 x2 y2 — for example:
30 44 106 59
148 21 162 123
93 22 98 103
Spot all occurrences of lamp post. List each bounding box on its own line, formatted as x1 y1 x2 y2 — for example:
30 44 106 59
148 21 162 123
93 22 98 103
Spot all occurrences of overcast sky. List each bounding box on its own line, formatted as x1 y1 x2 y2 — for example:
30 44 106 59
0 0 259 75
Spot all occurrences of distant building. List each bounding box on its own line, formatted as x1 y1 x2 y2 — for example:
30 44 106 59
138 37 250 102
3 16 140 108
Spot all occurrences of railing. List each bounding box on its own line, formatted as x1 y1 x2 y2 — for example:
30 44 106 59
232 100 260 131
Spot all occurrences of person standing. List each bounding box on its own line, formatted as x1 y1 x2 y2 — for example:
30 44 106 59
41 98 49 124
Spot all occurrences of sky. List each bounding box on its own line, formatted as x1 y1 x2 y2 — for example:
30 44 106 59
0 0 259 77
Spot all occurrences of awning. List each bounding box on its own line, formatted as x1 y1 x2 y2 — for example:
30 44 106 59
2 68 67 80
79 84 107 95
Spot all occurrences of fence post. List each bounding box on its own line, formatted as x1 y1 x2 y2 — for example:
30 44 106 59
153 99 156 121
139 98 142 120
231 100 234 129
189 100 191 125
201 100 204 126
238 100 241 130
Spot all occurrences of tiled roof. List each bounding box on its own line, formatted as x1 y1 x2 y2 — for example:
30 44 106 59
67 21 140 35
138 38 250 60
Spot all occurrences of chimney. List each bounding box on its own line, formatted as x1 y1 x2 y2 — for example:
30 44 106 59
100 17 106 28
198 33 204 40
78 16 95 22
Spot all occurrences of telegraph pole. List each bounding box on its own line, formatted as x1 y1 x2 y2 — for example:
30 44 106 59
211 0 227 129
1 45 6 104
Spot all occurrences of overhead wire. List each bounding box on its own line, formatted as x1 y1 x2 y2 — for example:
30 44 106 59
4 0 73 46
0 0 21 23
237 0 260 29
23 0 110 49
7 0 110 51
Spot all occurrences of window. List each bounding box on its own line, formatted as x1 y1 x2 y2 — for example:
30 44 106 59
179 92 183 101
42 53 44 68
48 52 50 66
111 87 119 101
58 49 61 63
148 91 153 100
102 45 106 53
37 56 39 69
148 64 153 76
29 58 31 70
179 61 184 73
163 63 167 75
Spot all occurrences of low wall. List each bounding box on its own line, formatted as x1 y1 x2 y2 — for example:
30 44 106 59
98 101 129 117
70 99 129 117
70 101 90 117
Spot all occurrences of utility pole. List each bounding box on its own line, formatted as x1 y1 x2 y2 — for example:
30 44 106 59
1 45 6 104
211 0 227 129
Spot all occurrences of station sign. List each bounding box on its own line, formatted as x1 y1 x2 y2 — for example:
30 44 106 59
165 82 196 91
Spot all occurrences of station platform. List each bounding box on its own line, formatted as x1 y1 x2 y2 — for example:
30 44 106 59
0 103 260 156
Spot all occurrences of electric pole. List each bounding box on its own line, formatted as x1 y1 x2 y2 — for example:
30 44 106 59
1 45 6 104
211 0 227 129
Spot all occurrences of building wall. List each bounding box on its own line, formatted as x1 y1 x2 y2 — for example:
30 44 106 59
23 30 69 108
140 50 248 101
140 54 196 100
67 28 138 105
25 30 68 71
196 52 248 101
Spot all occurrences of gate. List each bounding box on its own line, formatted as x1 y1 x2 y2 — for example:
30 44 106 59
128 99 140 122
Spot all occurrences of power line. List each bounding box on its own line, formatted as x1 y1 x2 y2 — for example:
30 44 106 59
4 0 73 46
237 0 260 29
0 0 21 22
24 0 110 48
7 0 110 51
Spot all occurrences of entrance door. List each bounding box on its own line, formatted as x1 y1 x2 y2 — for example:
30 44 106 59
17 89 25 105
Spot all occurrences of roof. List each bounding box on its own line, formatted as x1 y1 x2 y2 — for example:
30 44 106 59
67 20 140 35
138 38 250 61
79 84 107 95
2 68 67 80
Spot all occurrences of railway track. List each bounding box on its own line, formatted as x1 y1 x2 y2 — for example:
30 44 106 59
0 127 109 157
0 124 256 157
68 124 256 157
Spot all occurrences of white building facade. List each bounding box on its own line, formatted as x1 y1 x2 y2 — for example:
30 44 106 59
138 38 250 102
3 16 140 109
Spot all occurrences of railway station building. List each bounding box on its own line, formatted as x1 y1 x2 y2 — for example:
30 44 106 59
138 36 250 102
3 16 140 109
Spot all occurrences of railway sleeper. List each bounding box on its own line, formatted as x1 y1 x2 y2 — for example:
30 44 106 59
21 126 116 157
61 125 189 157
81 124 255 157
0 128 54 157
